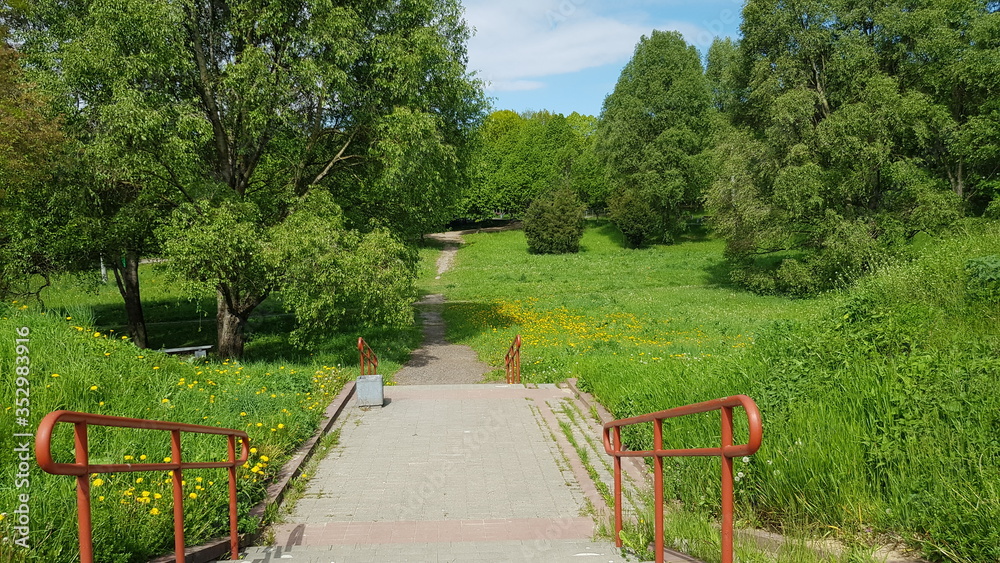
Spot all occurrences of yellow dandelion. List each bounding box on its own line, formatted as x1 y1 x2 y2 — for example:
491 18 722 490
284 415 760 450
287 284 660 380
150 508 160 515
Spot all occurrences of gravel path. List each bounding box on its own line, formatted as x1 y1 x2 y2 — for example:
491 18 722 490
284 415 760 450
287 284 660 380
394 233 494 385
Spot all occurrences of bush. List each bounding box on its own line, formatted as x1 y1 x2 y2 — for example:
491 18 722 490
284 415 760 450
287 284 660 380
966 254 1000 304
607 187 661 247
523 187 585 254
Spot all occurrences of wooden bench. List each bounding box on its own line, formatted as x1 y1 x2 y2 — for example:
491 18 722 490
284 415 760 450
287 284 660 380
161 345 213 358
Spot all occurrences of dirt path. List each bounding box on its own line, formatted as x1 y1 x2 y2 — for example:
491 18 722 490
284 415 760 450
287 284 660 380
394 232 493 385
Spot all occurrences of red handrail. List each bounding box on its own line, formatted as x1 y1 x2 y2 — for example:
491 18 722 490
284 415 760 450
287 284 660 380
35 410 251 563
602 395 762 563
504 334 521 384
358 337 378 376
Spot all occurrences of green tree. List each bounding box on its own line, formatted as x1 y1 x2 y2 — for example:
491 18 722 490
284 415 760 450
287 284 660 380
13 0 485 357
706 0 987 294
596 30 714 246
522 186 585 254
565 112 611 212
0 40 77 300
464 109 603 219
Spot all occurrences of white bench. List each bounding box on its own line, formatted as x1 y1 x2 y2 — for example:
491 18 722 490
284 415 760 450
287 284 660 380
161 345 213 358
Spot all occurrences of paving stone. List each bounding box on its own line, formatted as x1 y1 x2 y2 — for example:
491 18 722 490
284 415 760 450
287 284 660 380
228 385 628 562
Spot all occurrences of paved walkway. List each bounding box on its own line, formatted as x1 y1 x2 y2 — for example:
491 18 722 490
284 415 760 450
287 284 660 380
228 232 631 562
234 385 628 562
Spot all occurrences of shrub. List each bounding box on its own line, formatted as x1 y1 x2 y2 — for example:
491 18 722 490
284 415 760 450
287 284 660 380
607 187 661 247
523 187 585 254
966 254 1000 304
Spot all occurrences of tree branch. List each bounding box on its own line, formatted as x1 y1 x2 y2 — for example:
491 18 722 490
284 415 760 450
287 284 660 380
186 6 233 188
310 130 359 188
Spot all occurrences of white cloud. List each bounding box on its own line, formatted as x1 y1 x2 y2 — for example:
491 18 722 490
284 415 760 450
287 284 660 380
463 0 713 93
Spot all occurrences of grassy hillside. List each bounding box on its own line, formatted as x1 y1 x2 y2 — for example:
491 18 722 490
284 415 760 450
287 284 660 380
0 256 429 562
435 219 1000 562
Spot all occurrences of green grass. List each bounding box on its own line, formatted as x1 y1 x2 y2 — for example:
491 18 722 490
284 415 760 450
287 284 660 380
437 219 1000 562
436 220 827 379
0 306 350 562
0 244 438 562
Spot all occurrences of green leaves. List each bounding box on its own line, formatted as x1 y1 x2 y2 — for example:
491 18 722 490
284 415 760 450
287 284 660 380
597 31 713 246
706 0 997 294
464 110 599 219
523 187 586 255
267 192 416 346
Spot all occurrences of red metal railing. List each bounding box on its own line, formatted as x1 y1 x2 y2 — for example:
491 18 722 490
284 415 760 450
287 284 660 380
602 395 762 563
358 337 378 376
36 410 251 563
504 334 521 384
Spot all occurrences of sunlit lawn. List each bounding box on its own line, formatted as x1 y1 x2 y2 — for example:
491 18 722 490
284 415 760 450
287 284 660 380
434 220 829 379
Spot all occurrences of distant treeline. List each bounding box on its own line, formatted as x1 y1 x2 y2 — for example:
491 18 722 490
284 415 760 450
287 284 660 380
467 0 1000 294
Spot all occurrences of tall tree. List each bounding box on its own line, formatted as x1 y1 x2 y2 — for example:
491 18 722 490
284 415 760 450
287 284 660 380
0 39 75 300
464 110 606 219
13 0 485 357
596 30 713 246
706 0 993 294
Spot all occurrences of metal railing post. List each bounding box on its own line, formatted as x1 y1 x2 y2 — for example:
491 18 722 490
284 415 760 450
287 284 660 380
721 406 735 563
171 429 185 563
653 418 665 563
358 337 379 376
228 435 239 558
505 335 522 384
613 427 623 547
74 422 94 563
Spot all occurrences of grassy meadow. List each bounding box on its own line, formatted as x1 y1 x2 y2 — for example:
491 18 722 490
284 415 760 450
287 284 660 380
0 262 424 561
433 220 1000 563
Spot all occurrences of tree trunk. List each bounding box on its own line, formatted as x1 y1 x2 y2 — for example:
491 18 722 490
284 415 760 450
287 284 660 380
954 160 965 199
112 250 149 348
215 288 265 359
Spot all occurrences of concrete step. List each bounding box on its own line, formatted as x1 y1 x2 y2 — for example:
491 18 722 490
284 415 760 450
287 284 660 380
223 539 627 562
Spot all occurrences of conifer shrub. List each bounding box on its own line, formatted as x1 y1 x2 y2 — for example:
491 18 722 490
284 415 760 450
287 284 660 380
522 187 585 254
607 187 661 247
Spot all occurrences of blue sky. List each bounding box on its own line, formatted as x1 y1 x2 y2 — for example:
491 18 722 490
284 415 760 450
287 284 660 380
462 0 746 117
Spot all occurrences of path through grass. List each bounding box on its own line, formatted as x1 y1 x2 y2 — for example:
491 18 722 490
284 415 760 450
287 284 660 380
433 221 828 383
